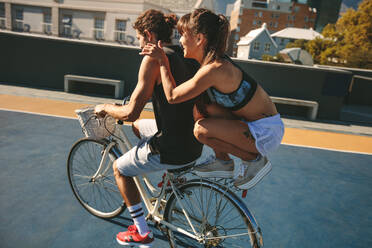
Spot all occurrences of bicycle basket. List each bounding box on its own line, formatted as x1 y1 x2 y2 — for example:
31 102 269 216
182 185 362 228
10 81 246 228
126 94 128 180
75 106 116 139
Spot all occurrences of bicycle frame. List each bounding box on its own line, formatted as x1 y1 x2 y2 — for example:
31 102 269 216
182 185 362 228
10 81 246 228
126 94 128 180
100 123 263 245
104 125 203 241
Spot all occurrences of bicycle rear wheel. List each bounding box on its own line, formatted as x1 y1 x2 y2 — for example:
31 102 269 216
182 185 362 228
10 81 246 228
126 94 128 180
67 137 125 218
164 180 261 248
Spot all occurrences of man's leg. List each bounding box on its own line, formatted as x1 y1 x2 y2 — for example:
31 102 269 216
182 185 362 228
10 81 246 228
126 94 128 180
132 119 157 140
113 162 150 235
113 134 157 246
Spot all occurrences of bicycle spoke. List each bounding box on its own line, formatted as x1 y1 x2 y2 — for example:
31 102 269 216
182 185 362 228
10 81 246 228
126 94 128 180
164 180 258 247
68 138 125 218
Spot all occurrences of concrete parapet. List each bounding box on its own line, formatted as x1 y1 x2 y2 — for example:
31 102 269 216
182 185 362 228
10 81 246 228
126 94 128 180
0 31 358 122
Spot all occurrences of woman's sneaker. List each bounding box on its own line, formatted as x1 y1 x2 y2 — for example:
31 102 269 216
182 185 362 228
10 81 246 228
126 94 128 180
194 158 234 178
116 225 154 247
233 156 272 190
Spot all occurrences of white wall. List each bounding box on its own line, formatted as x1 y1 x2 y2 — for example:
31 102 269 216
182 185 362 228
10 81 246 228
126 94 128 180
12 5 47 33
237 45 250 59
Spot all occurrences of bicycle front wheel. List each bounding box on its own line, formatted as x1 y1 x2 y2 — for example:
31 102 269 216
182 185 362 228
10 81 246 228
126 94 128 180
164 180 261 248
67 138 126 218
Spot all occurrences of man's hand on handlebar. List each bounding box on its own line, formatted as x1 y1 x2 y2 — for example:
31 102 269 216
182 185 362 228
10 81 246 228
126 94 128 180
94 104 107 118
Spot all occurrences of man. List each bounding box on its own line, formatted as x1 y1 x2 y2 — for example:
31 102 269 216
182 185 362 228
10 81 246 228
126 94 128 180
94 10 202 247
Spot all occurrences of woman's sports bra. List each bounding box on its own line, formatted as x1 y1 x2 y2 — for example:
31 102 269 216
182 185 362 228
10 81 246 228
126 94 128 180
207 55 258 111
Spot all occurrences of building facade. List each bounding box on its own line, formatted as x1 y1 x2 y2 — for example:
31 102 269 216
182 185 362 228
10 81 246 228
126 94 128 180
236 23 278 60
308 0 342 32
228 0 317 56
0 0 195 46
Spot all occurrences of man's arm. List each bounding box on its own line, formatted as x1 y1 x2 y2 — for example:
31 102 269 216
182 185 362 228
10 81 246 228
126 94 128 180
140 41 215 104
95 56 159 122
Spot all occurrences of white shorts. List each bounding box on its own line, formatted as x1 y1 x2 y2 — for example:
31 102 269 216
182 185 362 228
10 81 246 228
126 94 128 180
245 114 284 156
135 119 157 139
115 119 195 177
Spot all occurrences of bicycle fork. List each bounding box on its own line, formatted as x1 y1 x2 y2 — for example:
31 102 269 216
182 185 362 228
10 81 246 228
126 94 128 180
91 141 117 181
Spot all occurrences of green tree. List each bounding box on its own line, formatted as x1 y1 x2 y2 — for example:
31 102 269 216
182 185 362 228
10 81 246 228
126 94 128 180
285 39 309 50
306 0 372 68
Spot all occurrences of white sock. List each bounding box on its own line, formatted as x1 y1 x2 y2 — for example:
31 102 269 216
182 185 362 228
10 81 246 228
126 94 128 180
128 203 149 236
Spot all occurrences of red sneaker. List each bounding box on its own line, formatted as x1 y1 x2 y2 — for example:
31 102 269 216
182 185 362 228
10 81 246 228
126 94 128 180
116 225 154 247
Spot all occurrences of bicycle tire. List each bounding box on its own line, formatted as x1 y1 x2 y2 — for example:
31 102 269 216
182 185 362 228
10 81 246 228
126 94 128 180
164 179 261 248
67 137 126 219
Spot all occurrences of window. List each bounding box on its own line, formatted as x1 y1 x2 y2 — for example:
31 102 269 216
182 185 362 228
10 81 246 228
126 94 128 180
272 13 280 19
280 38 285 45
15 9 23 20
0 3 5 29
264 43 271 52
253 41 260 51
94 18 104 40
14 9 24 31
294 6 300 12
43 13 51 23
62 15 72 37
62 15 72 25
115 19 127 42
95 18 104 29
252 20 257 25
43 12 52 34
116 19 127 31
254 11 263 18
252 2 267 8
274 22 278 28
304 16 309 22
0 3 5 17
277 5 281 10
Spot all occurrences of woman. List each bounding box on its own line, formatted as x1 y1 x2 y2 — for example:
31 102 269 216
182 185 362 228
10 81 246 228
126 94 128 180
140 9 284 189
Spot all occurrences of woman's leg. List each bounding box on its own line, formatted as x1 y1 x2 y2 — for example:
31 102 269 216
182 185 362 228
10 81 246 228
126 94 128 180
196 104 240 161
194 118 259 161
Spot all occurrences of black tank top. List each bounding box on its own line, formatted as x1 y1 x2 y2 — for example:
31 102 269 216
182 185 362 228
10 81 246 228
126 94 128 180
150 45 203 165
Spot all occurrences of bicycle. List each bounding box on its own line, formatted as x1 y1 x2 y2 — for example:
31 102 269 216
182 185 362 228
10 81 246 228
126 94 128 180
67 105 264 247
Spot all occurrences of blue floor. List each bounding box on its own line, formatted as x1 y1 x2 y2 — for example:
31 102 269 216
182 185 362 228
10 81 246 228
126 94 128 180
1 110 372 248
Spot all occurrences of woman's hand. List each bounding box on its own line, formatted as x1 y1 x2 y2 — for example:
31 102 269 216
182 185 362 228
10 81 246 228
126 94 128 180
139 41 167 64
